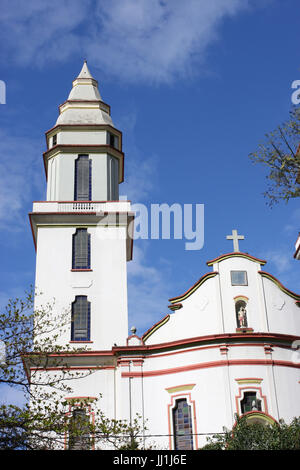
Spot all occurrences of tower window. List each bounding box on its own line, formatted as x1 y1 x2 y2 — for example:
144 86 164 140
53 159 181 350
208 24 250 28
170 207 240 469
72 228 91 270
68 408 90 450
107 132 119 149
71 296 91 341
240 391 262 414
52 134 57 146
172 399 193 450
231 271 248 286
74 155 92 201
108 156 119 200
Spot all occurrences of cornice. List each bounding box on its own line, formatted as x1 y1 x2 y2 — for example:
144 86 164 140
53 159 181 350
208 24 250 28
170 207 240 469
168 271 218 304
43 144 124 183
259 270 300 300
206 252 267 266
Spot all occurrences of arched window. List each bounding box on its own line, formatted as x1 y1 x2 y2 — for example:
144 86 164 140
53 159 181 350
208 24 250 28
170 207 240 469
235 298 248 328
68 408 90 450
71 296 91 341
72 228 91 269
172 399 193 450
74 155 92 201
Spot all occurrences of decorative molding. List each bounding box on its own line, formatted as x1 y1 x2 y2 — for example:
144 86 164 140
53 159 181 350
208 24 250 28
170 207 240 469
169 272 218 304
168 303 182 311
206 252 267 266
165 384 196 394
259 271 300 301
235 378 263 385
236 327 254 334
121 358 300 379
142 315 170 342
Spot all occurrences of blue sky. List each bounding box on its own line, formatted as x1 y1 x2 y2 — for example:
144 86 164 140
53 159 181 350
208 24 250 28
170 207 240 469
0 0 300 339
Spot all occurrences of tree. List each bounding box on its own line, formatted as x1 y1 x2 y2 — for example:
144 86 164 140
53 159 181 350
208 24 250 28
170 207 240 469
0 288 146 450
202 415 300 450
249 106 300 205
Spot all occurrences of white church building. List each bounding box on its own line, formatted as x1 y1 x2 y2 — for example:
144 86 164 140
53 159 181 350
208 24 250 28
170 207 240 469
27 63 300 450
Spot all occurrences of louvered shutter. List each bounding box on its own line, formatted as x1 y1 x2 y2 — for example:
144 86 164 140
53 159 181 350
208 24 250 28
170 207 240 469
71 296 90 341
74 155 91 201
72 229 90 269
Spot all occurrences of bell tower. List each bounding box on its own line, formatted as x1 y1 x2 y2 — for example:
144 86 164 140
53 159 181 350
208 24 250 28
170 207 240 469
30 62 134 350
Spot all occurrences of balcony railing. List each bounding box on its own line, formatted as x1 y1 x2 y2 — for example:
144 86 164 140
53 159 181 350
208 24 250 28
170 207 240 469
32 201 131 213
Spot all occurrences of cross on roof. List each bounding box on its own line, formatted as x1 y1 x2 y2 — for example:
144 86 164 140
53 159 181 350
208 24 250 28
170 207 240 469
226 229 245 252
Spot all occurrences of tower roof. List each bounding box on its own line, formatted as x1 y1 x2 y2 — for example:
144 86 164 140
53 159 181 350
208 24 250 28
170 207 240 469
77 60 93 79
55 61 114 126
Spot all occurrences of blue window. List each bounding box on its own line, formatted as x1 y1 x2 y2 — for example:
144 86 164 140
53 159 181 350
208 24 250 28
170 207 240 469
71 296 91 341
74 155 92 201
72 228 91 269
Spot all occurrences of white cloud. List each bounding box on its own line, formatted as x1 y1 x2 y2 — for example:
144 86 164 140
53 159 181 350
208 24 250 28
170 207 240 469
0 0 251 83
0 130 44 230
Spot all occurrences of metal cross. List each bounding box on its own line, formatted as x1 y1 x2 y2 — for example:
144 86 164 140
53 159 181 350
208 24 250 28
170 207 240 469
226 229 245 252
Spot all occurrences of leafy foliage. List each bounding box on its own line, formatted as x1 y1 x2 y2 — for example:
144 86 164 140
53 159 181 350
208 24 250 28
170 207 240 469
202 414 300 450
249 106 300 205
0 289 147 450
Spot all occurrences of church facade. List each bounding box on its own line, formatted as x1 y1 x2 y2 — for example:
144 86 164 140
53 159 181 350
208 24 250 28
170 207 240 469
27 63 300 450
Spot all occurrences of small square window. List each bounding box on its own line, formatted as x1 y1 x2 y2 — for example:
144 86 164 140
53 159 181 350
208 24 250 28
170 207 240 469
231 270 248 286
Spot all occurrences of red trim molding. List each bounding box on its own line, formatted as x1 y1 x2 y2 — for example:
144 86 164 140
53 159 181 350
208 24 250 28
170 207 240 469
206 252 267 266
259 271 300 300
169 272 218 304
121 358 300 378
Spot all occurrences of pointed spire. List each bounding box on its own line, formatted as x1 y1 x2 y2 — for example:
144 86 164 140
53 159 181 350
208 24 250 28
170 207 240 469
77 60 94 79
55 61 114 127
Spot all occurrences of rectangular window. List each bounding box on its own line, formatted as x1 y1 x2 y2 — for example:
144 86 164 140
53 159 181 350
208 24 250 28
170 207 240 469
74 155 92 201
72 228 91 269
231 271 248 286
52 134 57 146
108 156 119 200
71 296 90 341
107 132 119 149
241 392 262 414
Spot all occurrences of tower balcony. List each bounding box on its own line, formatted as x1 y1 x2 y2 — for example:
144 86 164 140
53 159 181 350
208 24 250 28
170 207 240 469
29 200 134 260
32 200 131 214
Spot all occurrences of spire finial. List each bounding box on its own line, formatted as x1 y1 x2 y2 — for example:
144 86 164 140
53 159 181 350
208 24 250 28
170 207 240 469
77 60 93 79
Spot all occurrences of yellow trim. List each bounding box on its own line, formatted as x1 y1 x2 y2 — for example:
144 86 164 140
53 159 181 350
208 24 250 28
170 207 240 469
234 296 249 303
166 384 195 394
235 379 262 385
170 272 218 304
207 253 266 266
143 315 170 342
244 412 276 426
64 397 97 403
259 272 300 300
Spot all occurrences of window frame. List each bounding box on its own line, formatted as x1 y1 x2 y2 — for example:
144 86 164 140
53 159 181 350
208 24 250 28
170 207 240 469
231 270 248 286
72 228 91 270
71 295 91 342
74 154 92 201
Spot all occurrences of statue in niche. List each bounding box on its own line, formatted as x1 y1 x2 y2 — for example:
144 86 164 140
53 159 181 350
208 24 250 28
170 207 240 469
236 300 248 328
